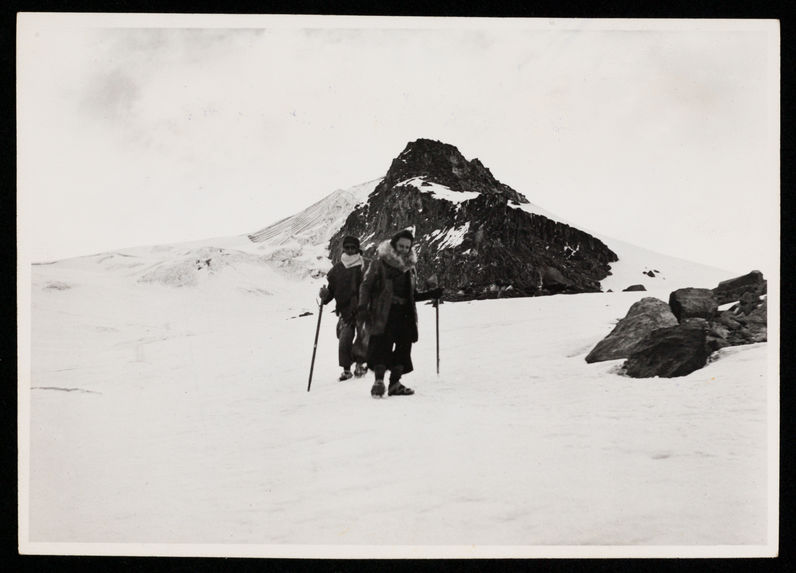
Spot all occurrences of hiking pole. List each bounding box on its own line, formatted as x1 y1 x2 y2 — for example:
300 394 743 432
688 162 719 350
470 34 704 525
426 274 440 375
307 299 323 392
435 296 440 375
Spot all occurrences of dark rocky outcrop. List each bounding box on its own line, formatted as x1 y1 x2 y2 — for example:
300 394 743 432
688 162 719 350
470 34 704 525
623 321 713 378
599 271 768 378
623 284 647 292
669 288 718 322
585 297 678 363
713 270 767 305
713 297 767 346
330 139 618 301
381 138 529 205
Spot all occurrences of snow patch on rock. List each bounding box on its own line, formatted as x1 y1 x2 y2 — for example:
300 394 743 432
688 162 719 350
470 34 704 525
396 176 480 203
433 222 471 250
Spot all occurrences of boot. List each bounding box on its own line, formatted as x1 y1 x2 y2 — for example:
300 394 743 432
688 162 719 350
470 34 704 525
388 366 414 396
371 365 386 398
354 363 367 377
339 369 353 381
370 378 385 398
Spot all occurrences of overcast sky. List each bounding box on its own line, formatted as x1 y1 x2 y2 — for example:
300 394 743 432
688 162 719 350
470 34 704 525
17 15 779 274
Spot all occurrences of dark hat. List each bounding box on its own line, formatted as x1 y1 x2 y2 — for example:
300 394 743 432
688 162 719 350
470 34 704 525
342 235 360 249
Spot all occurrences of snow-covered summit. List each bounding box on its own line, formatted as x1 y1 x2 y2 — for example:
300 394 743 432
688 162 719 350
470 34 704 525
32 178 382 293
248 178 380 246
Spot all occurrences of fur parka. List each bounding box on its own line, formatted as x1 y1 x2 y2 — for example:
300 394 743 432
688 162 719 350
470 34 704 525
358 240 436 341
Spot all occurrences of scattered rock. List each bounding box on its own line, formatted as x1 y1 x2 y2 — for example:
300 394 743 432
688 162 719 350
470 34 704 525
714 299 767 345
669 288 718 322
623 284 647 292
590 271 768 378
585 297 678 363
624 321 712 378
44 281 72 291
737 291 765 315
713 270 766 305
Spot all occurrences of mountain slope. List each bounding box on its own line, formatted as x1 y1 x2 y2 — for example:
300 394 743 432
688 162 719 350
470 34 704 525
33 178 381 292
248 178 380 246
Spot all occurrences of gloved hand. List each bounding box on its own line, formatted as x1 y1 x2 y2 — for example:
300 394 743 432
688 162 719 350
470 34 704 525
319 285 330 301
426 287 443 300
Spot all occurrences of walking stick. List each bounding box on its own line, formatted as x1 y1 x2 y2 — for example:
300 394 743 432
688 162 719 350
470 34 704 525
307 299 323 392
426 274 440 375
435 297 440 375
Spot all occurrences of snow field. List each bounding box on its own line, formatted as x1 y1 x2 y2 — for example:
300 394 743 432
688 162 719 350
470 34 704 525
25 263 769 549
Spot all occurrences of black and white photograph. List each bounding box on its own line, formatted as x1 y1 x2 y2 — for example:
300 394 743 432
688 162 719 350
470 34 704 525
16 13 779 558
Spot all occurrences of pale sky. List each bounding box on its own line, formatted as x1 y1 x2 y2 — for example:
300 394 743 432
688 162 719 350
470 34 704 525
17 15 779 274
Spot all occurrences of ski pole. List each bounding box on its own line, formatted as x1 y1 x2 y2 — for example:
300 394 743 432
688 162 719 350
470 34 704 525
307 299 323 392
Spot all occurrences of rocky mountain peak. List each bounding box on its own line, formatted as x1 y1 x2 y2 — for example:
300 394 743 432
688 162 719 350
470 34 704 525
383 138 529 205
328 139 618 300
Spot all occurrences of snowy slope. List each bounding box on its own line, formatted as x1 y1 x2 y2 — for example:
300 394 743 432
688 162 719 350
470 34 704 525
31 178 381 295
596 235 734 294
507 200 736 293
24 269 773 554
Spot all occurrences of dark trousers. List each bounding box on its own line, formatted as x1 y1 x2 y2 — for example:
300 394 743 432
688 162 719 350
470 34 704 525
337 317 366 369
367 304 414 379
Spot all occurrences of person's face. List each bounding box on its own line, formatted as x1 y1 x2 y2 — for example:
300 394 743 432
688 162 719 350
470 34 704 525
395 237 412 255
343 244 358 254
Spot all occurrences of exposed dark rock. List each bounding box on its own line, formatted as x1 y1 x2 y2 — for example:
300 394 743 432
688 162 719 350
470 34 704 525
713 270 767 305
713 298 767 346
585 297 678 363
623 284 647 292
743 299 768 342
541 266 574 293
736 291 764 314
381 138 529 205
330 139 618 301
592 272 768 378
669 288 718 322
623 321 713 378
681 317 709 329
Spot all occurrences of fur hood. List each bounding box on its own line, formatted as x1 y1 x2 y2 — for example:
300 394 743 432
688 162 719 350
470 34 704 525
376 239 417 272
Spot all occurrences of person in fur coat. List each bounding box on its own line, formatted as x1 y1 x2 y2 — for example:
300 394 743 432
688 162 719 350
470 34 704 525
357 229 443 397
319 235 368 380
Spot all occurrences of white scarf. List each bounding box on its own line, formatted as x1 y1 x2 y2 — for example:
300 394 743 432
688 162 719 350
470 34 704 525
341 253 363 269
